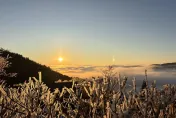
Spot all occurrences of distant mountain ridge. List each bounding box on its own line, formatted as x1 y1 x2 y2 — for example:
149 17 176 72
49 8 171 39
151 62 176 71
0 48 72 90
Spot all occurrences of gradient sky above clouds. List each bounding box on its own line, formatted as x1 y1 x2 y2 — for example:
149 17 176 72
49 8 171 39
0 0 176 66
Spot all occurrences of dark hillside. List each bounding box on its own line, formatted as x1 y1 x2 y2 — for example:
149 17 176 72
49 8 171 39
152 62 176 71
0 48 72 90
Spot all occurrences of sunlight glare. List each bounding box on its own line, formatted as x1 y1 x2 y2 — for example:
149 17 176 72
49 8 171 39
58 57 63 62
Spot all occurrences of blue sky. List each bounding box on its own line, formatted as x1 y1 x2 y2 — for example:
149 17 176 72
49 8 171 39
0 0 176 66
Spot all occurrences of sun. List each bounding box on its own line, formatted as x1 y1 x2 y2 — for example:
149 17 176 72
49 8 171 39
58 57 63 62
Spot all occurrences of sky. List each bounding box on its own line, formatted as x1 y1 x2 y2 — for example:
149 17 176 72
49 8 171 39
0 0 176 77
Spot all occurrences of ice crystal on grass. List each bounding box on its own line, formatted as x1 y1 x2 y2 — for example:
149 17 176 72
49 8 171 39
0 66 176 118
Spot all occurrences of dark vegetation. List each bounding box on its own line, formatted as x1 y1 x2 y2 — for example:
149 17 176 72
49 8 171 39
0 48 72 90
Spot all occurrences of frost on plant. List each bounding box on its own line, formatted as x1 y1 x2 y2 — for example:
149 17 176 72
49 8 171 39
0 66 176 118
0 54 16 78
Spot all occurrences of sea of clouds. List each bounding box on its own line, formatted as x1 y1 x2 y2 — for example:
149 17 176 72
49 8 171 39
51 64 176 88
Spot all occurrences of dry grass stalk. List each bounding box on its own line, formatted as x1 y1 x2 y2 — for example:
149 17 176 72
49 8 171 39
0 65 175 118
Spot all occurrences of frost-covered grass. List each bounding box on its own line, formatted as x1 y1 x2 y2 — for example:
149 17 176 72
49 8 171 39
0 55 176 117
0 68 175 118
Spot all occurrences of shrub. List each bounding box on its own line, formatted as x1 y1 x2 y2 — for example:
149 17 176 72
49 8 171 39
0 66 176 118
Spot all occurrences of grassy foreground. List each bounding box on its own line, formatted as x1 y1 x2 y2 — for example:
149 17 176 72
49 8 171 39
0 67 176 118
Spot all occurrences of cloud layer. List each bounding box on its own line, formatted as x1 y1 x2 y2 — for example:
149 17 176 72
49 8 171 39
51 65 144 77
51 64 176 88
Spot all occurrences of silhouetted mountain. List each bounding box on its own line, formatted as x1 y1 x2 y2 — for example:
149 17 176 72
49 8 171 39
0 48 72 90
151 62 176 71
